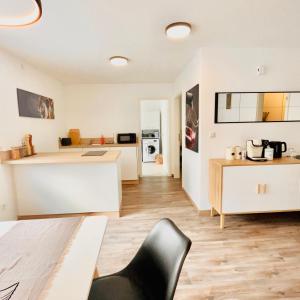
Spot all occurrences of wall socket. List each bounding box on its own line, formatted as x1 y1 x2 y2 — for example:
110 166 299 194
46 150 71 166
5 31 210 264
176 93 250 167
1 204 6 210
209 132 216 138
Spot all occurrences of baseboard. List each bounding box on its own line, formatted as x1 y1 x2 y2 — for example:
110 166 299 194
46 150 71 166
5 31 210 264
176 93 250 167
182 188 200 212
198 210 211 216
122 179 140 185
18 211 120 220
182 188 210 216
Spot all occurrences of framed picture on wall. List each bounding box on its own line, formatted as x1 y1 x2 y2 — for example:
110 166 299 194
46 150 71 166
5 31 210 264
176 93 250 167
185 84 199 153
17 89 55 119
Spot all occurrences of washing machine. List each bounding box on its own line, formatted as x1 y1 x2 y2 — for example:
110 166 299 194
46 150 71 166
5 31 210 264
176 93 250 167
142 138 160 162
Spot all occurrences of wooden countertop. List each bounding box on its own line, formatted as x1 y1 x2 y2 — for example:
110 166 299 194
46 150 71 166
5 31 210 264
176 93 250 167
0 216 107 300
59 143 139 149
210 157 300 167
4 151 121 165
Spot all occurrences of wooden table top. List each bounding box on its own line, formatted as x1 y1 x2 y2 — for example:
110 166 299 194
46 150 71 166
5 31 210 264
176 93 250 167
0 216 107 300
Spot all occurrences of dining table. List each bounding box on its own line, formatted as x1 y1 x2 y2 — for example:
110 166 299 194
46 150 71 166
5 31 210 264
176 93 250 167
0 216 107 300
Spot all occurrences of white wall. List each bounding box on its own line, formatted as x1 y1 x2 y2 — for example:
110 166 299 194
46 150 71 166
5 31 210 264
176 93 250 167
0 51 65 152
64 84 173 139
140 101 161 130
0 49 65 220
174 51 202 207
175 48 300 211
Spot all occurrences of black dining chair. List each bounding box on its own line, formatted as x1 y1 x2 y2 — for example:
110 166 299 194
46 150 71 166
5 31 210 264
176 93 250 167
88 218 192 300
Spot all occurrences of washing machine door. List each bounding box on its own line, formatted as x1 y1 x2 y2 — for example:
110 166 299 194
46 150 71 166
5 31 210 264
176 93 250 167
147 145 156 154
142 139 158 162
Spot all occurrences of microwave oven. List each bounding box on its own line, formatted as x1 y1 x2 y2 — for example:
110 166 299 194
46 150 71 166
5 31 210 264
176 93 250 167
117 133 137 144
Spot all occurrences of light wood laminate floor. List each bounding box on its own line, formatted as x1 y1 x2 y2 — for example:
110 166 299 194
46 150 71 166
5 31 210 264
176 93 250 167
97 177 300 299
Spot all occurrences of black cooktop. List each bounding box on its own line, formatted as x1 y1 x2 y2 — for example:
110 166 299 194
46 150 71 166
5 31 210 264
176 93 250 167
82 151 107 157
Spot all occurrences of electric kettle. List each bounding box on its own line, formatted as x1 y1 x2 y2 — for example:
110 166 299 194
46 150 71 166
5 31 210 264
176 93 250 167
269 141 287 158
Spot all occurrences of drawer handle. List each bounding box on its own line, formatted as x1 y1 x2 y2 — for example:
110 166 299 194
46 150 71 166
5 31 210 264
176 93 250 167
261 184 267 194
256 184 267 194
256 184 260 194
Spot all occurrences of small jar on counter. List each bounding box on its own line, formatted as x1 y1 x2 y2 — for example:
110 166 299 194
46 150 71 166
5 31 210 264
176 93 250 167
225 147 235 160
234 146 242 160
264 146 274 161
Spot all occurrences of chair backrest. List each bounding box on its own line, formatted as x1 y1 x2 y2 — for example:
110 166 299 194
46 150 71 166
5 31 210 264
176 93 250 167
125 218 192 300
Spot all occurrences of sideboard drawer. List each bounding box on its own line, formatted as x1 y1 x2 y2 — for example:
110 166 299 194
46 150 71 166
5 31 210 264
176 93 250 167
222 165 300 213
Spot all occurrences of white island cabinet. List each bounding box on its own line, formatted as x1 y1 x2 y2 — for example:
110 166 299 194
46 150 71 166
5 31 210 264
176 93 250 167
61 144 139 182
4 152 122 218
111 147 138 181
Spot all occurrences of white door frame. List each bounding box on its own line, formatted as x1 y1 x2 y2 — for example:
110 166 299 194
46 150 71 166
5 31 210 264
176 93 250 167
139 99 171 176
172 94 182 178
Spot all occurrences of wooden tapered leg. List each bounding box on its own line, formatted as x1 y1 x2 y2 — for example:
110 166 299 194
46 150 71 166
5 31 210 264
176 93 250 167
94 267 100 279
220 214 225 229
210 207 216 217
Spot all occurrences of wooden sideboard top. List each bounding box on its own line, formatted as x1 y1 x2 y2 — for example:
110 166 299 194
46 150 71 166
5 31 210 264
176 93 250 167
210 157 300 167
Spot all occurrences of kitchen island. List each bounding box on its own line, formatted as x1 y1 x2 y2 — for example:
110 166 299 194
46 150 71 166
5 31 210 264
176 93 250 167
59 143 140 183
4 151 122 218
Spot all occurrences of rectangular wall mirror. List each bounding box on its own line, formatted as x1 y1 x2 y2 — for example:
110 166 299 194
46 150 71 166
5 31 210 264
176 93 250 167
215 92 300 123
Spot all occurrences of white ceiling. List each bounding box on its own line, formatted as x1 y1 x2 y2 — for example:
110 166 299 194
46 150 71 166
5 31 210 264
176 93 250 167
0 0 300 83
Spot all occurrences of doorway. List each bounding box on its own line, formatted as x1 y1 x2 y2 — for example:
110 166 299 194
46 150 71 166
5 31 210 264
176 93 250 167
140 100 169 177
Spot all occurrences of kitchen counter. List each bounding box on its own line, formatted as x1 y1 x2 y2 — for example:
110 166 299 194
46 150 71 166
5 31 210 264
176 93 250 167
59 143 139 149
4 151 121 165
5 151 122 217
58 144 140 182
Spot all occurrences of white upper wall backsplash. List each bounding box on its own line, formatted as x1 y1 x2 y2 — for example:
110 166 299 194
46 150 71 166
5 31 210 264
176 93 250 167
63 83 173 138
202 48 300 160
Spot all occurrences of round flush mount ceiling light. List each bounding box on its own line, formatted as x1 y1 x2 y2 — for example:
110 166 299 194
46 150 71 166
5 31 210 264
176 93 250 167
109 56 129 66
0 0 42 28
165 22 192 39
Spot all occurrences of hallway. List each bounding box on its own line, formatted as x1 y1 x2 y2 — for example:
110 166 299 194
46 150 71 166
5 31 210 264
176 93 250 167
97 177 300 299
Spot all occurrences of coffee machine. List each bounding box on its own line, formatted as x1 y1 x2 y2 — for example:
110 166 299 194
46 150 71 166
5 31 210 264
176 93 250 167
246 139 269 161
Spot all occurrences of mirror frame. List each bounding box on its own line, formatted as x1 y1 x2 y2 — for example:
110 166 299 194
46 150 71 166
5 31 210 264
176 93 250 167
214 91 300 124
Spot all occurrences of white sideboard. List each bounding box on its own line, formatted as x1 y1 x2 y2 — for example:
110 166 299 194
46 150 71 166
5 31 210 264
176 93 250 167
209 158 300 229
60 145 139 182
